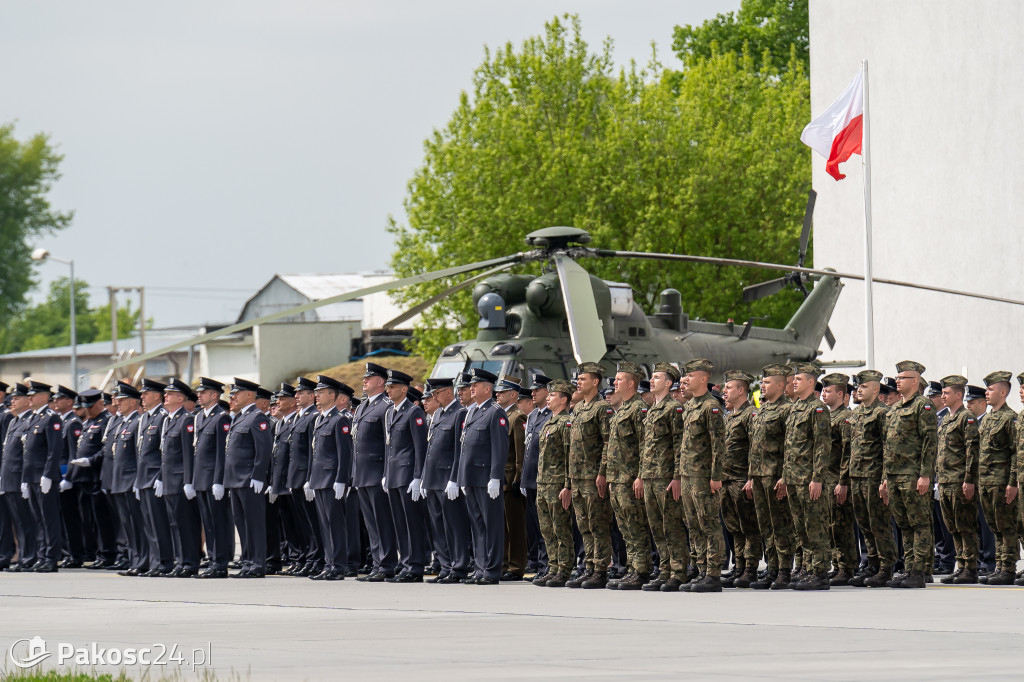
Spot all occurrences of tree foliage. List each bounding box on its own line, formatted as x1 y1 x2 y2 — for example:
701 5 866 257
0 278 141 354
388 14 810 360
0 124 74 322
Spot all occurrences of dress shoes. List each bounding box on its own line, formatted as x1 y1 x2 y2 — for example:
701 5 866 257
233 568 265 579
428 570 451 584
176 568 198 578
473 576 498 585
118 567 143 577
58 558 84 569
393 572 423 583
197 567 228 579
437 573 464 584
364 571 392 582
499 572 524 581
34 561 58 573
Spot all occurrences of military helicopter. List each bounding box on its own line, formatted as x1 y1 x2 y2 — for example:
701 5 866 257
93 191 1024 384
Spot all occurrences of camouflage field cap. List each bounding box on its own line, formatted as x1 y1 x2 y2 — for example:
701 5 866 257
821 372 848 387
652 362 680 382
895 360 926 374
683 358 714 374
761 363 790 378
615 361 645 381
790 362 820 378
940 375 967 388
722 369 755 385
983 371 1012 387
576 362 605 379
1018 372 1024 385
547 379 575 397
855 370 883 384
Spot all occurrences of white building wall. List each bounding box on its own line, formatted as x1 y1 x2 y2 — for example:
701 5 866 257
809 0 1024 404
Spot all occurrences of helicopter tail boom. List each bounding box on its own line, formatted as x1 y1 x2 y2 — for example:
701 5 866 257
784 273 842 351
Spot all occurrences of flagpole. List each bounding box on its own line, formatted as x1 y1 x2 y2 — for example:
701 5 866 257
861 59 875 369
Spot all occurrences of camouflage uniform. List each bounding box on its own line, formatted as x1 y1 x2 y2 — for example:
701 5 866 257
826 404 858 572
978 403 1018 574
678 391 726 577
748 397 795 570
601 394 651 576
568 397 614 573
842 398 896 568
536 411 574 576
936 403 980 571
640 396 690 580
783 393 832 574
721 401 761 573
883 393 938 574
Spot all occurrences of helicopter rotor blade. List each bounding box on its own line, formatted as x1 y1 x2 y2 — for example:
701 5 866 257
554 254 607 365
824 326 836 350
798 189 816 268
381 263 516 330
91 252 526 376
742 277 789 303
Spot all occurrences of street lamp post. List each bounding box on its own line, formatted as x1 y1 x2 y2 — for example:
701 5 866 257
31 248 77 389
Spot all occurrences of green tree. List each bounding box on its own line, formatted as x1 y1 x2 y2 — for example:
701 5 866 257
672 0 809 73
0 124 74 322
388 14 810 360
0 278 141 354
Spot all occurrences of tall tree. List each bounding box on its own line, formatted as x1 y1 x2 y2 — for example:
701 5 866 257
388 14 810 360
0 124 74 322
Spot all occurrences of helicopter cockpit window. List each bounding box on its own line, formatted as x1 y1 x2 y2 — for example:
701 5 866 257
430 360 466 379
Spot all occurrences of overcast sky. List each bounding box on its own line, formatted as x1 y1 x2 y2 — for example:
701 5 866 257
1 0 739 328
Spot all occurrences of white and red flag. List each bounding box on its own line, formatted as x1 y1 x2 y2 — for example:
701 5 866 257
801 68 864 180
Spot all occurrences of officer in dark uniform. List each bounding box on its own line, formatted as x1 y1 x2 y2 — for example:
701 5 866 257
50 385 86 567
334 387 363 577
224 378 273 578
457 368 510 584
306 375 353 581
353 362 398 581
268 382 302 574
22 381 64 572
1 384 38 571
285 376 324 577
191 377 234 579
65 389 117 568
0 381 12 569
383 369 429 582
110 383 149 576
134 379 173 576
522 373 552 575
96 391 128 570
159 379 202 577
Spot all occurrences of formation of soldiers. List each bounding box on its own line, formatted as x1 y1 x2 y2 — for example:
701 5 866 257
1 357 1022 591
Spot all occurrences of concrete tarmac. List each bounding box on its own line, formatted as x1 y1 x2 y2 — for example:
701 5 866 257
1 572 1022 680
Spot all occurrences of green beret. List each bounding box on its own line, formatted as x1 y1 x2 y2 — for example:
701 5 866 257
615 361 645 381
983 371 1012 387
576 362 605 378
791 362 821 378
761 364 790 378
821 372 848 387
940 374 968 388
683 358 714 374
723 369 755 385
895 360 926 374
547 380 575 397
652 362 681 382
855 370 883 384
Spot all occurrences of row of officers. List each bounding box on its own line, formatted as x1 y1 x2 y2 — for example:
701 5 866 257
1 358 1022 591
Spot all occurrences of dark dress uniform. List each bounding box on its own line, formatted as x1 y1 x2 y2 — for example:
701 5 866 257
384 397 429 578
161 407 202 574
0 405 11 567
422 397 470 579
269 411 303 570
224 402 273 576
22 405 65 569
286 403 324 574
97 412 129 567
352 392 398 578
111 411 149 573
135 405 174 573
67 407 117 566
2 410 38 569
309 405 353 577
192 404 234 574
57 409 87 565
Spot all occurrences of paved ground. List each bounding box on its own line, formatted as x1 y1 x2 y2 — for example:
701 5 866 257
1 572 1022 680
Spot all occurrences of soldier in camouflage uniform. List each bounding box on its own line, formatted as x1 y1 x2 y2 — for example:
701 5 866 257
934 374 980 584
638 362 691 592
977 371 1018 585
881 360 938 588
599 362 652 591
566 362 614 589
819 373 858 586
782 363 833 590
676 358 727 593
744 364 796 590
1014 373 1024 586
533 380 575 587
719 369 761 588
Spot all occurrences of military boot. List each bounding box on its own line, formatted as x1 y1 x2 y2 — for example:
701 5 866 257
642 576 667 592
750 569 777 590
790 566 807 586
1014 574 1024 587
581 571 608 589
953 568 978 584
829 569 852 586
616 572 647 591
606 572 629 590
545 573 569 587
733 567 757 589
849 563 878 587
532 572 552 586
885 571 907 588
940 567 963 584
686 565 700 582
661 576 685 592
770 568 792 590
691 575 722 592
985 569 1015 585
721 572 737 588
895 570 925 588
792 572 830 591
566 569 591 589
864 566 892 588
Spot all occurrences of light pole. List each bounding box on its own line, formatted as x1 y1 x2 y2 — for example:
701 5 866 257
31 248 78 389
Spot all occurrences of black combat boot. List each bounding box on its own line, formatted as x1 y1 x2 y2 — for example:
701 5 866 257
864 566 892 588
733 567 757 588
750 569 777 590
691 575 723 592
940 566 963 584
581 571 608 589
895 570 925 588
770 567 792 590
792 572 830 591
953 568 978 584
829 569 852 586
616 572 647 590
642 576 667 591
985 569 1015 585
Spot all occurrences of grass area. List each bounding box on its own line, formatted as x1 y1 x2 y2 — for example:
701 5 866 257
0 669 242 681
310 354 431 388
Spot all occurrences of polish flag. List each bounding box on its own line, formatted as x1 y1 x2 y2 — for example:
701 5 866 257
801 68 864 181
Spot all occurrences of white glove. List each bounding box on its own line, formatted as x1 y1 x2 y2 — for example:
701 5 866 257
212 484 224 501
21 483 29 499
133 486 140 500
408 478 422 502
381 476 387 489
460 486 466 495
40 476 52 494
154 480 163 497
250 479 264 494
59 479 73 492
487 478 500 499
183 484 196 500
445 481 460 501
520 486 527 496
303 482 314 502
266 486 273 496
70 457 90 467
268 491 278 504
345 485 352 499
333 482 346 500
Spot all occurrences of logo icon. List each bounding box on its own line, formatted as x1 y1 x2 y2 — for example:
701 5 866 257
9 636 51 668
